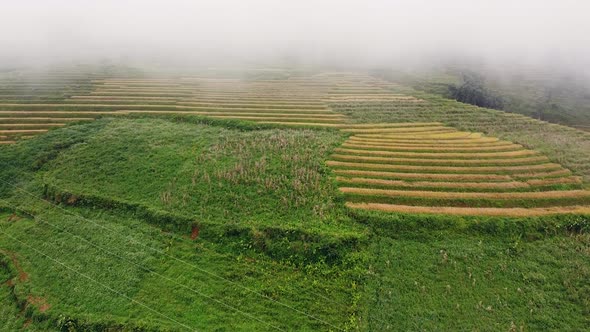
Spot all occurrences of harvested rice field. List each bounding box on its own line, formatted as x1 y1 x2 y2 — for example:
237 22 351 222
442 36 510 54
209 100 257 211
0 71 440 142
1 72 401 141
328 123 590 216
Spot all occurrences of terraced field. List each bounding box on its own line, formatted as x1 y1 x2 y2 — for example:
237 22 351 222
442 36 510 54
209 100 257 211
2 67 590 330
329 86 590 183
0 72 404 143
2 68 589 218
328 123 590 216
0 66 139 144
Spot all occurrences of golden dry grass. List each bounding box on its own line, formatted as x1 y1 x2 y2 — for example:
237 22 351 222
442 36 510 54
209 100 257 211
165 112 343 118
174 107 338 114
70 96 178 100
0 104 338 115
334 148 539 158
177 101 329 108
340 143 523 152
0 103 165 108
94 87 196 91
339 187 590 200
189 97 327 102
511 169 573 179
327 94 423 98
71 97 327 106
189 98 328 104
101 80 177 83
345 202 590 216
0 123 66 128
122 110 332 116
93 82 180 86
347 137 501 144
340 126 449 134
93 79 176 83
341 174 580 188
352 129 457 136
181 100 327 106
256 121 343 127
0 111 123 116
204 116 344 122
347 138 510 147
330 154 549 165
338 122 442 128
327 96 424 101
346 142 516 150
333 169 513 181
94 88 192 92
0 129 49 134
336 177 531 189
0 117 95 121
90 91 191 96
180 99 327 105
180 108 337 114
356 131 483 139
191 90 322 94
117 112 346 124
326 160 562 173
526 177 582 186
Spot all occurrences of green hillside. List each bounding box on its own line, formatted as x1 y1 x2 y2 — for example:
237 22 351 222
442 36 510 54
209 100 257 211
0 66 589 331
380 66 590 131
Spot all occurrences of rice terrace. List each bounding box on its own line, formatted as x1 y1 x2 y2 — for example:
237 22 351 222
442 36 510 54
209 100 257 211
0 64 588 331
2 1 590 331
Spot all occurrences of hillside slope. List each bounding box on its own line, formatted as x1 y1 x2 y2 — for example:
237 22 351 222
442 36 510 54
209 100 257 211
0 67 589 331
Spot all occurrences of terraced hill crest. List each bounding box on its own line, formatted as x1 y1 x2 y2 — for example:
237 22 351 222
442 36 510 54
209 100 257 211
1 69 589 217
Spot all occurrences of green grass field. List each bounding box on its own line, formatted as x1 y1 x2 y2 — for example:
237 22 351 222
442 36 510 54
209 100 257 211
0 66 589 331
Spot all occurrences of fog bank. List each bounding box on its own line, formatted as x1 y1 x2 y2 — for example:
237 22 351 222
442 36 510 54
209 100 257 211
1 0 589 72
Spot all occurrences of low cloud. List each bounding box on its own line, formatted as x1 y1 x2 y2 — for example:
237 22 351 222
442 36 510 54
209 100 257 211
1 0 589 72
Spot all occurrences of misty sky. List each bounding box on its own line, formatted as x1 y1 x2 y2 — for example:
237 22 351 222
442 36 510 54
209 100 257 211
2 0 589 68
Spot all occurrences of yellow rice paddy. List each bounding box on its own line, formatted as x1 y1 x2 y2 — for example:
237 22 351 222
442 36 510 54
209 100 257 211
328 123 590 216
3 74 589 216
345 203 590 217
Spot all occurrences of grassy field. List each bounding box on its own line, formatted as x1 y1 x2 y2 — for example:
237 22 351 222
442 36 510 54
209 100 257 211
0 66 589 331
365 228 590 331
0 118 366 331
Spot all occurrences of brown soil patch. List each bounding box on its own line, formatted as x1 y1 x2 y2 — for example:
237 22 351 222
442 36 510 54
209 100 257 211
190 225 200 240
27 295 50 313
0 250 28 282
66 195 79 205
7 213 22 222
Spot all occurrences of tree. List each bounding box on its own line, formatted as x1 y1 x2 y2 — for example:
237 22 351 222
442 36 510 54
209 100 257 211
449 72 504 109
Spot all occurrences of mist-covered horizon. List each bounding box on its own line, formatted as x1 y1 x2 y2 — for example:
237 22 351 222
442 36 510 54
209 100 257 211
2 0 589 73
